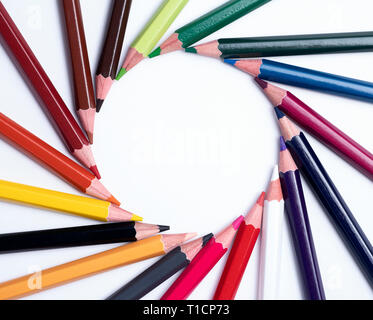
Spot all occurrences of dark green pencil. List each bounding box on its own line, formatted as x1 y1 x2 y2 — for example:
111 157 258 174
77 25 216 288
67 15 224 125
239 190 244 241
149 0 272 58
185 31 373 59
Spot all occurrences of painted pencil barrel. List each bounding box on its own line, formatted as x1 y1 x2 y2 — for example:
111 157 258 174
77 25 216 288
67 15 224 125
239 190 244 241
0 235 165 300
96 0 132 79
258 198 284 299
279 93 373 180
287 133 373 284
0 2 88 151
177 0 271 48
0 222 138 253
161 238 226 300
133 0 189 55
218 31 373 59
108 247 189 300
0 180 110 221
259 59 373 102
213 223 260 299
62 0 95 111
280 170 325 300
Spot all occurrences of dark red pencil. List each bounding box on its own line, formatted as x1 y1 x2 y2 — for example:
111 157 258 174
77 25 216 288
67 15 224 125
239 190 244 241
0 2 100 178
254 78 373 181
62 0 96 144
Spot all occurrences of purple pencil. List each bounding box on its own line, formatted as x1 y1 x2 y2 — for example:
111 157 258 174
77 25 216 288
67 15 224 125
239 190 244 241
279 136 325 300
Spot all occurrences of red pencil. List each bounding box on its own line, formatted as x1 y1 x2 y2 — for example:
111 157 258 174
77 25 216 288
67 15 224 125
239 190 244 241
0 2 100 178
213 192 265 300
0 112 120 205
161 216 244 300
254 77 373 180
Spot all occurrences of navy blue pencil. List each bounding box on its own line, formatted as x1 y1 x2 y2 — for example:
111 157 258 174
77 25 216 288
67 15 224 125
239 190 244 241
224 58 373 103
279 136 325 300
275 108 373 286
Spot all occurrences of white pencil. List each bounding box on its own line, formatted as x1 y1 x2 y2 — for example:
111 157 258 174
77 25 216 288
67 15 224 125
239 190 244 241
257 165 285 300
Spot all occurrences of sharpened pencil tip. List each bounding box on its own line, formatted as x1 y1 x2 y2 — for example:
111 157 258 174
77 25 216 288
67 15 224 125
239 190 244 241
158 225 170 232
96 99 104 113
254 77 268 89
202 233 214 246
131 213 143 221
257 192 265 206
223 59 238 66
107 195 121 206
87 131 94 144
116 68 127 80
232 215 244 230
90 165 101 179
185 47 197 54
149 47 161 58
280 136 287 151
274 107 286 120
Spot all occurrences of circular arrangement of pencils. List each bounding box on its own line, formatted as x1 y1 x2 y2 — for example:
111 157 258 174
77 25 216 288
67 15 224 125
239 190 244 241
0 0 372 301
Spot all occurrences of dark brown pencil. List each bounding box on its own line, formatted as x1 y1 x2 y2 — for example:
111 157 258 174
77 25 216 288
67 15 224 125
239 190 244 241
96 0 132 112
62 0 96 143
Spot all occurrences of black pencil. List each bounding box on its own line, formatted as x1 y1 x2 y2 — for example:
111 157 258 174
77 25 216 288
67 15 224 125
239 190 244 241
275 108 373 286
107 233 213 300
0 222 169 253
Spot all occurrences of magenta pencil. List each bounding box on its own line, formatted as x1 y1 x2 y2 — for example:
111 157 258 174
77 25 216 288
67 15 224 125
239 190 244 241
254 78 373 180
160 215 244 300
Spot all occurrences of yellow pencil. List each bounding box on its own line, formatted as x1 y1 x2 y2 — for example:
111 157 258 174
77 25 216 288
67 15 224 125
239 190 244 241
0 179 142 222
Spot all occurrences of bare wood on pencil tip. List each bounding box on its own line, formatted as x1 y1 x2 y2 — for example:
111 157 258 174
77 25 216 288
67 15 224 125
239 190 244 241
161 232 197 252
265 166 283 202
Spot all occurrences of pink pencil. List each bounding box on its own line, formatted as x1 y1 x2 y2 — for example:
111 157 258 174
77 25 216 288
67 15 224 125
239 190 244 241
160 215 244 300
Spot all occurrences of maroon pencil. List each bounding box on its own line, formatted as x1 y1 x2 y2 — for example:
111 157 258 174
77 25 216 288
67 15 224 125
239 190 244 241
62 0 96 144
254 77 373 180
0 2 100 178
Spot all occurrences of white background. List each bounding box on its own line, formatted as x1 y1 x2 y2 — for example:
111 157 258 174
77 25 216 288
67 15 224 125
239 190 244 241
0 0 372 300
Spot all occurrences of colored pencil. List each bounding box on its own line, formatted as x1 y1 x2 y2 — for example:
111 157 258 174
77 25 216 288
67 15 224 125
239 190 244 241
186 31 373 59
225 58 373 103
161 216 244 300
62 0 96 143
0 222 168 254
275 108 373 285
0 113 120 205
107 233 213 300
0 179 140 222
214 192 264 300
96 0 132 111
0 233 196 300
149 0 271 58
116 0 189 80
257 165 284 300
278 136 325 300
254 78 373 181
0 2 100 177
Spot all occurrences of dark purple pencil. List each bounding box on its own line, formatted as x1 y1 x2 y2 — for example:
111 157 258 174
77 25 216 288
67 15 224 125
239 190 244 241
279 136 326 300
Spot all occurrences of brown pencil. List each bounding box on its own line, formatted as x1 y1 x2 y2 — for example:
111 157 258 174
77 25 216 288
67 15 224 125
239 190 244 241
96 0 132 111
62 0 96 143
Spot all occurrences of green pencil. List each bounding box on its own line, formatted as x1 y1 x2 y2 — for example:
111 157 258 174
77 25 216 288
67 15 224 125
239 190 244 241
185 31 373 59
117 0 189 79
148 0 272 58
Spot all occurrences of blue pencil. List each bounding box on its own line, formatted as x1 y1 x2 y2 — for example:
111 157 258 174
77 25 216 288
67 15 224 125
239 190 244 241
224 58 373 103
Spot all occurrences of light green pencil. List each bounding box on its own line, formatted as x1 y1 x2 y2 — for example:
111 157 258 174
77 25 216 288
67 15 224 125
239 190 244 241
116 0 189 79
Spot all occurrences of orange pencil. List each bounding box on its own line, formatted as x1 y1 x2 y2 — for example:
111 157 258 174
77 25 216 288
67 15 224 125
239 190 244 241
0 233 196 300
0 112 119 204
